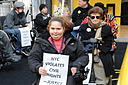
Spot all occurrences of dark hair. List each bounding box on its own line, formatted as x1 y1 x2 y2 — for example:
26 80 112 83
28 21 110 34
88 7 103 18
47 16 71 32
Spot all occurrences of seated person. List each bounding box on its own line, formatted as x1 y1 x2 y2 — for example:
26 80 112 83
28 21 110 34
0 30 21 62
79 7 114 84
28 16 89 85
34 4 51 38
3 1 28 43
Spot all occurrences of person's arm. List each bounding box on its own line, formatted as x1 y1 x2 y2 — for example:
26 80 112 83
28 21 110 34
20 12 27 27
4 13 21 29
99 25 113 54
109 14 119 37
28 42 43 73
72 39 89 69
72 9 77 24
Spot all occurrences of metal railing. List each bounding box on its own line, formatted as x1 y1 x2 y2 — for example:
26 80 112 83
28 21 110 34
0 1 15 16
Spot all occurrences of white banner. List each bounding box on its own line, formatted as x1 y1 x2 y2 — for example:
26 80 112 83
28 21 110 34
19 27 31 47
39 53 69 85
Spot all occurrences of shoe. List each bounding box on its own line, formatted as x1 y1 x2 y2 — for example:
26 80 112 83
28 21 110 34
21 50 29 57
6 54 21 62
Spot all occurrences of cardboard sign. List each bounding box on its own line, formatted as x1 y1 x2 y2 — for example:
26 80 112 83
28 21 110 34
39 53 69 85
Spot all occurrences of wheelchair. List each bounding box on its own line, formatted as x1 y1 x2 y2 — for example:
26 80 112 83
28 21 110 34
8 27 39 56
0 16 39 57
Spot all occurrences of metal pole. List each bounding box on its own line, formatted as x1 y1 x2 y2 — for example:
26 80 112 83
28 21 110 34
89 42 96 83
71 0 73 14
30 0 34 29
61 0 65 15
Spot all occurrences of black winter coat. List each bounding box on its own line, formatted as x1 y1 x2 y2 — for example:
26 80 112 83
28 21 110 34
72 4 93 26
34 13 51 37
28 34 89 85
79 23 114 77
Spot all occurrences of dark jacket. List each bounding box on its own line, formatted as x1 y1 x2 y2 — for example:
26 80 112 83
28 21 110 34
34 13 51 37
79 23 114 77
28 33 89 85
3 9 27 29
72 4 93 26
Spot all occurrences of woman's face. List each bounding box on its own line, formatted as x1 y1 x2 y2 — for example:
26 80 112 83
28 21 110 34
49 21 65 40
90 13 101 24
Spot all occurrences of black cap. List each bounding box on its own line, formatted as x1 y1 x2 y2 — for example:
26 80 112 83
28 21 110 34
83 0 89 2
39 4 46 11
94 2 108 12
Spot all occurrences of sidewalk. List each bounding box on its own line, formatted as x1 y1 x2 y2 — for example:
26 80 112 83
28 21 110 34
116 25 128 42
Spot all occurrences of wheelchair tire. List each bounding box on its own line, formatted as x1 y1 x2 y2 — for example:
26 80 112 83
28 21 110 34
10 36 21 53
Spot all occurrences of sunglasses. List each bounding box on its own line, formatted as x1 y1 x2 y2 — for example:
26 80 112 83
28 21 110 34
90 16 100 19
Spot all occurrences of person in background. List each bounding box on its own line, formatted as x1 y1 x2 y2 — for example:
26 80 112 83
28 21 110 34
34 4 51 38
28 16 89 85
71 0 93 37
72 0 93 26
82 2 118 39
0 30 21 63
79 7 114 85
3 1 28 43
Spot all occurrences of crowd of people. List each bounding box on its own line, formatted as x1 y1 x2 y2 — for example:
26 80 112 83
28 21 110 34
0 0 119 85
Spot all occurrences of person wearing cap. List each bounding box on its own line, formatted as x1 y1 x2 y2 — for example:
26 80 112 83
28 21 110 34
34 4 51 38
71 0 93 37
3 1 28 43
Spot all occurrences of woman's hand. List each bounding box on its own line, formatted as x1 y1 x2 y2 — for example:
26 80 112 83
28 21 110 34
71 67 77 76
38 67 47 75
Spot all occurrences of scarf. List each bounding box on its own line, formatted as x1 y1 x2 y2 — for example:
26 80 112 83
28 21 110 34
88 17 106 29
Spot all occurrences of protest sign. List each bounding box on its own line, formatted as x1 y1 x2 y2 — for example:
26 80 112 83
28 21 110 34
19 27 31 47
39 53 69 85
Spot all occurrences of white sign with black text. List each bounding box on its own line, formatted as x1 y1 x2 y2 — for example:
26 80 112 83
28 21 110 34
19 27 31 47
39 53 69 85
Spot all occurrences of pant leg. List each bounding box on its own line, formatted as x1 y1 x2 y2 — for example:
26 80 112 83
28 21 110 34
0 30 13 58
94 58 110 85
4 28 21 43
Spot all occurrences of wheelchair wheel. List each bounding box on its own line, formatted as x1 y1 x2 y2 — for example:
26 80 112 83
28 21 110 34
10 36 21 53
30 29 39 47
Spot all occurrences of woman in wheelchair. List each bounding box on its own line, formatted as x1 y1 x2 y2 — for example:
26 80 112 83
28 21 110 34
0 30 21 69
78 7 114 85
28 16 89 85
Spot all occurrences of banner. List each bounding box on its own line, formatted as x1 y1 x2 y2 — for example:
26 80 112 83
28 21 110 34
19 27 31 47
39 53 69 85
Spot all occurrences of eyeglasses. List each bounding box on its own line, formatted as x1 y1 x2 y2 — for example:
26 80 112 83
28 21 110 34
90 16 100 19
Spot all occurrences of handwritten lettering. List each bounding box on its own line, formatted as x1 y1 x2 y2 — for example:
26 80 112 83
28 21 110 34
45 62 64 67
